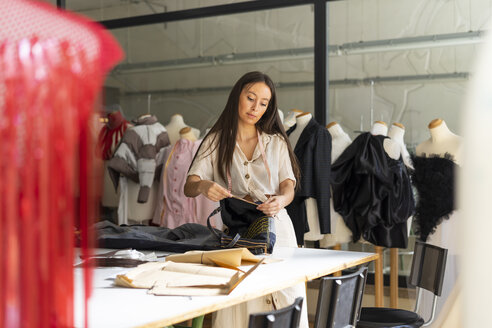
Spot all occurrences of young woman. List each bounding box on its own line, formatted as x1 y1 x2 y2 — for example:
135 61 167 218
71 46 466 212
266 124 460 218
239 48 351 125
184 71 308 328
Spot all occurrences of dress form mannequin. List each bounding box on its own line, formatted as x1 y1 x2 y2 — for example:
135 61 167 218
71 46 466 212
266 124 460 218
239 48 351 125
388 123 413 168
287 112 323 241
283 109 304 130
371 121 400 160
277 109 284 125
416 118 463 165
165 114 200 146
179 126 197 142
415 118 461 320
369 121 391 307
370 120 388 136
178 127 222 229
320 122 353 248
289 112 312 146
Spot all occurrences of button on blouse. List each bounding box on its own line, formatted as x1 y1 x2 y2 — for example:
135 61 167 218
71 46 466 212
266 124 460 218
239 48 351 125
187 132 296 202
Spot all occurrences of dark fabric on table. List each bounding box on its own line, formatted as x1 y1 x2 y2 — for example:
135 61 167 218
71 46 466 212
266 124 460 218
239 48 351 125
410 154 456 242
286 118 332 244
219 197 276 254
331 133 414 248
92 220 221 252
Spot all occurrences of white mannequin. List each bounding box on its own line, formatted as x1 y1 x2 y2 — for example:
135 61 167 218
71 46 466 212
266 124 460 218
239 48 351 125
283 109 304 130
371 121 400 160
326 122 352 161
320 122 353 247
286 112 323 241
415 118 462 321
165 114 200 146
416 119 463 165
277 109 284 125
288 112 312 146
370 120 388 136
388 123 413 168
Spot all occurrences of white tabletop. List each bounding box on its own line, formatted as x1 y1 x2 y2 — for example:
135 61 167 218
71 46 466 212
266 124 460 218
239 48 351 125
74 247 377 328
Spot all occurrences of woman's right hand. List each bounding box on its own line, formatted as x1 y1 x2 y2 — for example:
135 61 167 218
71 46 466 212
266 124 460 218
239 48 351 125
198 180 231 202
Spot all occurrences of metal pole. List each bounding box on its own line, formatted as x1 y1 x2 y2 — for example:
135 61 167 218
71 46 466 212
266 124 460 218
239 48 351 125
56 0 66 9
314 0 328 125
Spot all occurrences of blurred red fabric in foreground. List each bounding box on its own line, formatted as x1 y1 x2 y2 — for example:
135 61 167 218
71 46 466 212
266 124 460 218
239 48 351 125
0 1 122 327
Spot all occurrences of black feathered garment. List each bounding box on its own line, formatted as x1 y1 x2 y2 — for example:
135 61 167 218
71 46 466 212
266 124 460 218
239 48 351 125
410 154 456 242
331 133 414 248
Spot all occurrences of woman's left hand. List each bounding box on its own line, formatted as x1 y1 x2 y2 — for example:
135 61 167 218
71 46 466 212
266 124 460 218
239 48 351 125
256 195 286 216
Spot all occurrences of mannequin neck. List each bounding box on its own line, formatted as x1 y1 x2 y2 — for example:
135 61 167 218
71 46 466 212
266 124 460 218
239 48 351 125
430 120 453 142
169 114 185 125
371 122 388 136
388 125 405 144
296 113 312 129
328 123 345 138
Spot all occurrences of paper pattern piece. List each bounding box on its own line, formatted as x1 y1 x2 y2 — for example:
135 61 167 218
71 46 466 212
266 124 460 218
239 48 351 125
165 248 261 268
115 258 264 296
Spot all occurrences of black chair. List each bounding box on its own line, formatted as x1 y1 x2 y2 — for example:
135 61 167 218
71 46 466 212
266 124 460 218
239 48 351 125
314 266 368 328
357 241 448 328
248 297 304 328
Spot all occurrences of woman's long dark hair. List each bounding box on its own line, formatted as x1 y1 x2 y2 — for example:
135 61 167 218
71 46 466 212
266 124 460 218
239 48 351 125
195 71 300 187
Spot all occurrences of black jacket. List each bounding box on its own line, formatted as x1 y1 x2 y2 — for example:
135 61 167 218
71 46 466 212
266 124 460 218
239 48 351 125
286 118 332 244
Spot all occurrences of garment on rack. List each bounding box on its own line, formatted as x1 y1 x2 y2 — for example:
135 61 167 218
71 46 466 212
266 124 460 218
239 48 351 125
410 154 456 242
108 115 170 203
98 111 131 160
331 133 414 248
152 138 220 228
285 119 332 244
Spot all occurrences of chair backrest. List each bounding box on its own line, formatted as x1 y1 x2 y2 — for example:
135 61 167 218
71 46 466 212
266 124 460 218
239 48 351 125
314 266 368 328
409 241 448 296
248 297 303 328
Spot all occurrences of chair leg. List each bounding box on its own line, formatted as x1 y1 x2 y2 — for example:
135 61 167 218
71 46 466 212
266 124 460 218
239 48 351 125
168 315 204 328
191 315 205 328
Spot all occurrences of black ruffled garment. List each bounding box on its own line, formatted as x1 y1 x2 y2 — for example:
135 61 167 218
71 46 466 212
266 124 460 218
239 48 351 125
331 133 415 248
410 153 456 242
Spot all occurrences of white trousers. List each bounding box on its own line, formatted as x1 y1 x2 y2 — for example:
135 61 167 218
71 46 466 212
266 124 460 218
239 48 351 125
212 209 309 328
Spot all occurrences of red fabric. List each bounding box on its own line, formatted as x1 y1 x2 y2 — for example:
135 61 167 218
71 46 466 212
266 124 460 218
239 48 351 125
0 1 123 327
98 111 130 160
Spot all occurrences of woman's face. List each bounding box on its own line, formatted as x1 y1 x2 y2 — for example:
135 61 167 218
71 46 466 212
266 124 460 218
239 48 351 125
237 82 272 126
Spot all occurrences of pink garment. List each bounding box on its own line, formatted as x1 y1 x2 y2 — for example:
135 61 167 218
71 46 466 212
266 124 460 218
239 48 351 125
153 139 221 229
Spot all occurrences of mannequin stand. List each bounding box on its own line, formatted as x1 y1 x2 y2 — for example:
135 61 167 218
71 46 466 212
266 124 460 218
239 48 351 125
390 248 399 308
375 246 384 307
333 244 342 277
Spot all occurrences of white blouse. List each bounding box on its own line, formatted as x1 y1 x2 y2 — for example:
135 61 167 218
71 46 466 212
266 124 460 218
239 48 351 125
188 132 296 202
